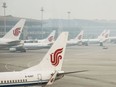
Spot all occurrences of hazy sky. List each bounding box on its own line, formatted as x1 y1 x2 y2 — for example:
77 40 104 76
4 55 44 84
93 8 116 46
0 0 116 20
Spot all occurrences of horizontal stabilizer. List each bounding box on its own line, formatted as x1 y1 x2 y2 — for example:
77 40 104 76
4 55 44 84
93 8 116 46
58 70 88 75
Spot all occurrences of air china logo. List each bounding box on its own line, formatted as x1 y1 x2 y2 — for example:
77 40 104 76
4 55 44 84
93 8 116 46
78 35 82 40
105 34 108 38
13 27 21 36
102 33 105 36
50 48 63 66
48 36 53 42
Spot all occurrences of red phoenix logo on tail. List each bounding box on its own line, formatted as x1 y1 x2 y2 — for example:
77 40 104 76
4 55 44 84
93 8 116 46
48 36 53 42
105 34 108 38
13 27 21 36
50 48 63 66
78 35 82 40
102 33 105 36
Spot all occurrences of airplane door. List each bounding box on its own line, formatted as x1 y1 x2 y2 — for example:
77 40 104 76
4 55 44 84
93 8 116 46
37 74 42 83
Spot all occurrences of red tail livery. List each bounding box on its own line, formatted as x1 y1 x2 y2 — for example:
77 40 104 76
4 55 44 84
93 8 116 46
13 27 21 36
50 48 63 66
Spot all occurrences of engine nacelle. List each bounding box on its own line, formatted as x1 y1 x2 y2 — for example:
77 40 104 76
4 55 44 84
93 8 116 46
9 47 26 52
9 47 17 52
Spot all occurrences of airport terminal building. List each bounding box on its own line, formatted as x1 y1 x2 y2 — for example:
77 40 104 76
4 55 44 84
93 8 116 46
0 15 116 40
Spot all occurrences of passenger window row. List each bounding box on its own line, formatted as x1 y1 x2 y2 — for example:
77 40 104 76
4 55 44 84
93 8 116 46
1 79 27 83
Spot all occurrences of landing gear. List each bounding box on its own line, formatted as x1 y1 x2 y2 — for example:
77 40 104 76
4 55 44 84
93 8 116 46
9 47 26 52
100 42 103 46
16 47 26 52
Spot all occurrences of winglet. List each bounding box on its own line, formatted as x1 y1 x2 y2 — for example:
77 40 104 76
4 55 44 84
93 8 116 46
46 71 58 85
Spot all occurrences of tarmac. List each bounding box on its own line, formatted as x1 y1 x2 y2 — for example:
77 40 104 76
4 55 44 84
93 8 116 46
0 44 116 87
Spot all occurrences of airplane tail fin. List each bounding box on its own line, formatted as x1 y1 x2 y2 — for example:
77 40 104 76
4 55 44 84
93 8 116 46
99 30 110 42
97 30 106 39
104 30 110 39
23 32 68 72
74 30 84 41
103 30 110 41
2 19 26 40
44 30 56 44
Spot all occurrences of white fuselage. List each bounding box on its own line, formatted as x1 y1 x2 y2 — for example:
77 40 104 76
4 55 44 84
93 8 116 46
0 38 12 44
24 42 51 50
82 38 105 44
67 39 81 45
23 39 52 50
0 38 20 48
0 71 52 86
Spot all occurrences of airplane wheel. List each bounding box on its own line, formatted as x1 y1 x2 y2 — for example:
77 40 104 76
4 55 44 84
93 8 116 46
100 42 103 46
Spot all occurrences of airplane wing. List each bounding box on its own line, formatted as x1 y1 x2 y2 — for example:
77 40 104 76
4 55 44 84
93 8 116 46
7 40 21 45
0 40 21 48
55 70 88 80
58 70 88 75
45 70 88 86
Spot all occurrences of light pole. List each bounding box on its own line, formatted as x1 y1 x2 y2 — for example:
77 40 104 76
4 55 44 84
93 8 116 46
67 11 71 27
40 7 44 39
67 11 71 20
2 2 7 35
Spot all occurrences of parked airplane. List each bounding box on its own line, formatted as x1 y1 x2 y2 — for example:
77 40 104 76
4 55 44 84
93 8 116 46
67 30 84 46
102 30 110 42
0 19 26 48
0 32 87 87
106 30 116 43
82 30 108 46
101 30 116 43
37 30 56 44
23 30 56 50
